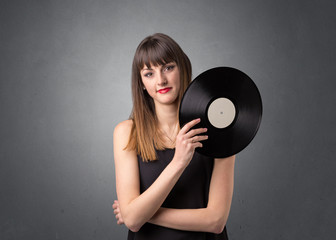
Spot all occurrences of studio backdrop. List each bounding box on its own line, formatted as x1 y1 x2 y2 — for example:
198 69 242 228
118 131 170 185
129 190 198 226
1 0 335 239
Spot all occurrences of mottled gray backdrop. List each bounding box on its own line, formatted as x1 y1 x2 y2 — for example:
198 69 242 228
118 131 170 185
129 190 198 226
1 0 335 239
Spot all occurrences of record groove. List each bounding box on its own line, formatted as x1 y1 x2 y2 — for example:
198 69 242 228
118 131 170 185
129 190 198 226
179 67 262 158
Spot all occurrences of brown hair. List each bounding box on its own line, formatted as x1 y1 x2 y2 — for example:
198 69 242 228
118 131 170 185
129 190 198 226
125 33 192 161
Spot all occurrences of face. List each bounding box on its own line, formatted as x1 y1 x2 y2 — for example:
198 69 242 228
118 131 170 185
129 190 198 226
141 62 181 106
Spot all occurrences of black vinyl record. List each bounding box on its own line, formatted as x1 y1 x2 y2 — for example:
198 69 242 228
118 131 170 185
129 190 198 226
179 67 262 158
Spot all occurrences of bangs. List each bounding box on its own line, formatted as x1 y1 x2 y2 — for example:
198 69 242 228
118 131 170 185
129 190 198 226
135 39 176 70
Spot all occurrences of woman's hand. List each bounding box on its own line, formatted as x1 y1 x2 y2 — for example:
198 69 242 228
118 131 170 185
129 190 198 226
174 118 208 166
113 200 124 225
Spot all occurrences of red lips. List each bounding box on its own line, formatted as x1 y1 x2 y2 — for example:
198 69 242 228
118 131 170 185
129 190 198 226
157 88 172 94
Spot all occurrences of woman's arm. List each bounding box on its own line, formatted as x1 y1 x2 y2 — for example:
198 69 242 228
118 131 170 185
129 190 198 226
114 119 207 232
148 155 235 234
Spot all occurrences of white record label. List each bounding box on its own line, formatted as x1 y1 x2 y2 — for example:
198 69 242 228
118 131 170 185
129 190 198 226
207 97 236 128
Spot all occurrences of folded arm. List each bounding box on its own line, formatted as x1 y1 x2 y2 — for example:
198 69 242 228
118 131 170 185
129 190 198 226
148 155 235 234
114 120 184 232
114 119 208 232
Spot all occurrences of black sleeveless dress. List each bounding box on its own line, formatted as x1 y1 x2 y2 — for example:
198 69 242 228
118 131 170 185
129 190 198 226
127 148 229 240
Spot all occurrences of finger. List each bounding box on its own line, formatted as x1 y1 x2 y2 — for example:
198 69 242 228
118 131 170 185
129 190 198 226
185 127 207 138
193 142 203 148
116 214 124 225
190 135 208 143
112 204 118 210
180 118 201 134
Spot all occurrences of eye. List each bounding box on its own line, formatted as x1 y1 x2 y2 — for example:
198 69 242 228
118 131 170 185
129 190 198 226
164 64 175 72
144 72 153 78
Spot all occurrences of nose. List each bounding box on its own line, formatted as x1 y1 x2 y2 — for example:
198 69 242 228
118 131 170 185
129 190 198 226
157 72 167 86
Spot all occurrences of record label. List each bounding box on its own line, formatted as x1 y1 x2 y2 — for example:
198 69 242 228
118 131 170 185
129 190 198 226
179 67 262 158
207 97 236 129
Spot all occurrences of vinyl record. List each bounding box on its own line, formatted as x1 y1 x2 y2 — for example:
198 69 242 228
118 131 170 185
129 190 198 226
179 67 262 158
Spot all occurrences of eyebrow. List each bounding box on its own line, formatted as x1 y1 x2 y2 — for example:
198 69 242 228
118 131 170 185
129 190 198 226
141 62 174 72
141 67 153 72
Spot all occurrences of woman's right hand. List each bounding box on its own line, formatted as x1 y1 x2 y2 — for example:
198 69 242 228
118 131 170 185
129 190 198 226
174 118 208 166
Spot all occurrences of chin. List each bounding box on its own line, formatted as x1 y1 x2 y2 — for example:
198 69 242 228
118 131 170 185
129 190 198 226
155 98 178 106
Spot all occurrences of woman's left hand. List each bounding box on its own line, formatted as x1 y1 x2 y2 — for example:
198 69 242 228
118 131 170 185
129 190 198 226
113 200 124 225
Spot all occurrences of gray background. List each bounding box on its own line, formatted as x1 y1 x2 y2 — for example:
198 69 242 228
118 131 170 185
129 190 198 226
1 0 335 239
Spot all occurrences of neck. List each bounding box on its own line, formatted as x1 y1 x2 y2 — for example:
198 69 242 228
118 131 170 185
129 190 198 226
155 102 179 128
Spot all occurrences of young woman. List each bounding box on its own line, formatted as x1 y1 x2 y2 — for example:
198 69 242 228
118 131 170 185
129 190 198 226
113 33 235 240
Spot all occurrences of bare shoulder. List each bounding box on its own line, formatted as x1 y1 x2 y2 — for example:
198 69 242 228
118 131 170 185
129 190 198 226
114 120 137 169
114 119 133 137
113 119 134 151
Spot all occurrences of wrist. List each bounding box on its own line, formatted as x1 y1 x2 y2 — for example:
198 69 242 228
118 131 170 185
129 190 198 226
171 155 188 171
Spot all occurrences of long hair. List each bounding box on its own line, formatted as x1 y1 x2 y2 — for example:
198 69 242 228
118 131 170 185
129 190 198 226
125 33 192 161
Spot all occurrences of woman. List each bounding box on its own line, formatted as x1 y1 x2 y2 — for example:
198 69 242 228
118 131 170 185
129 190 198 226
113 33 235 240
